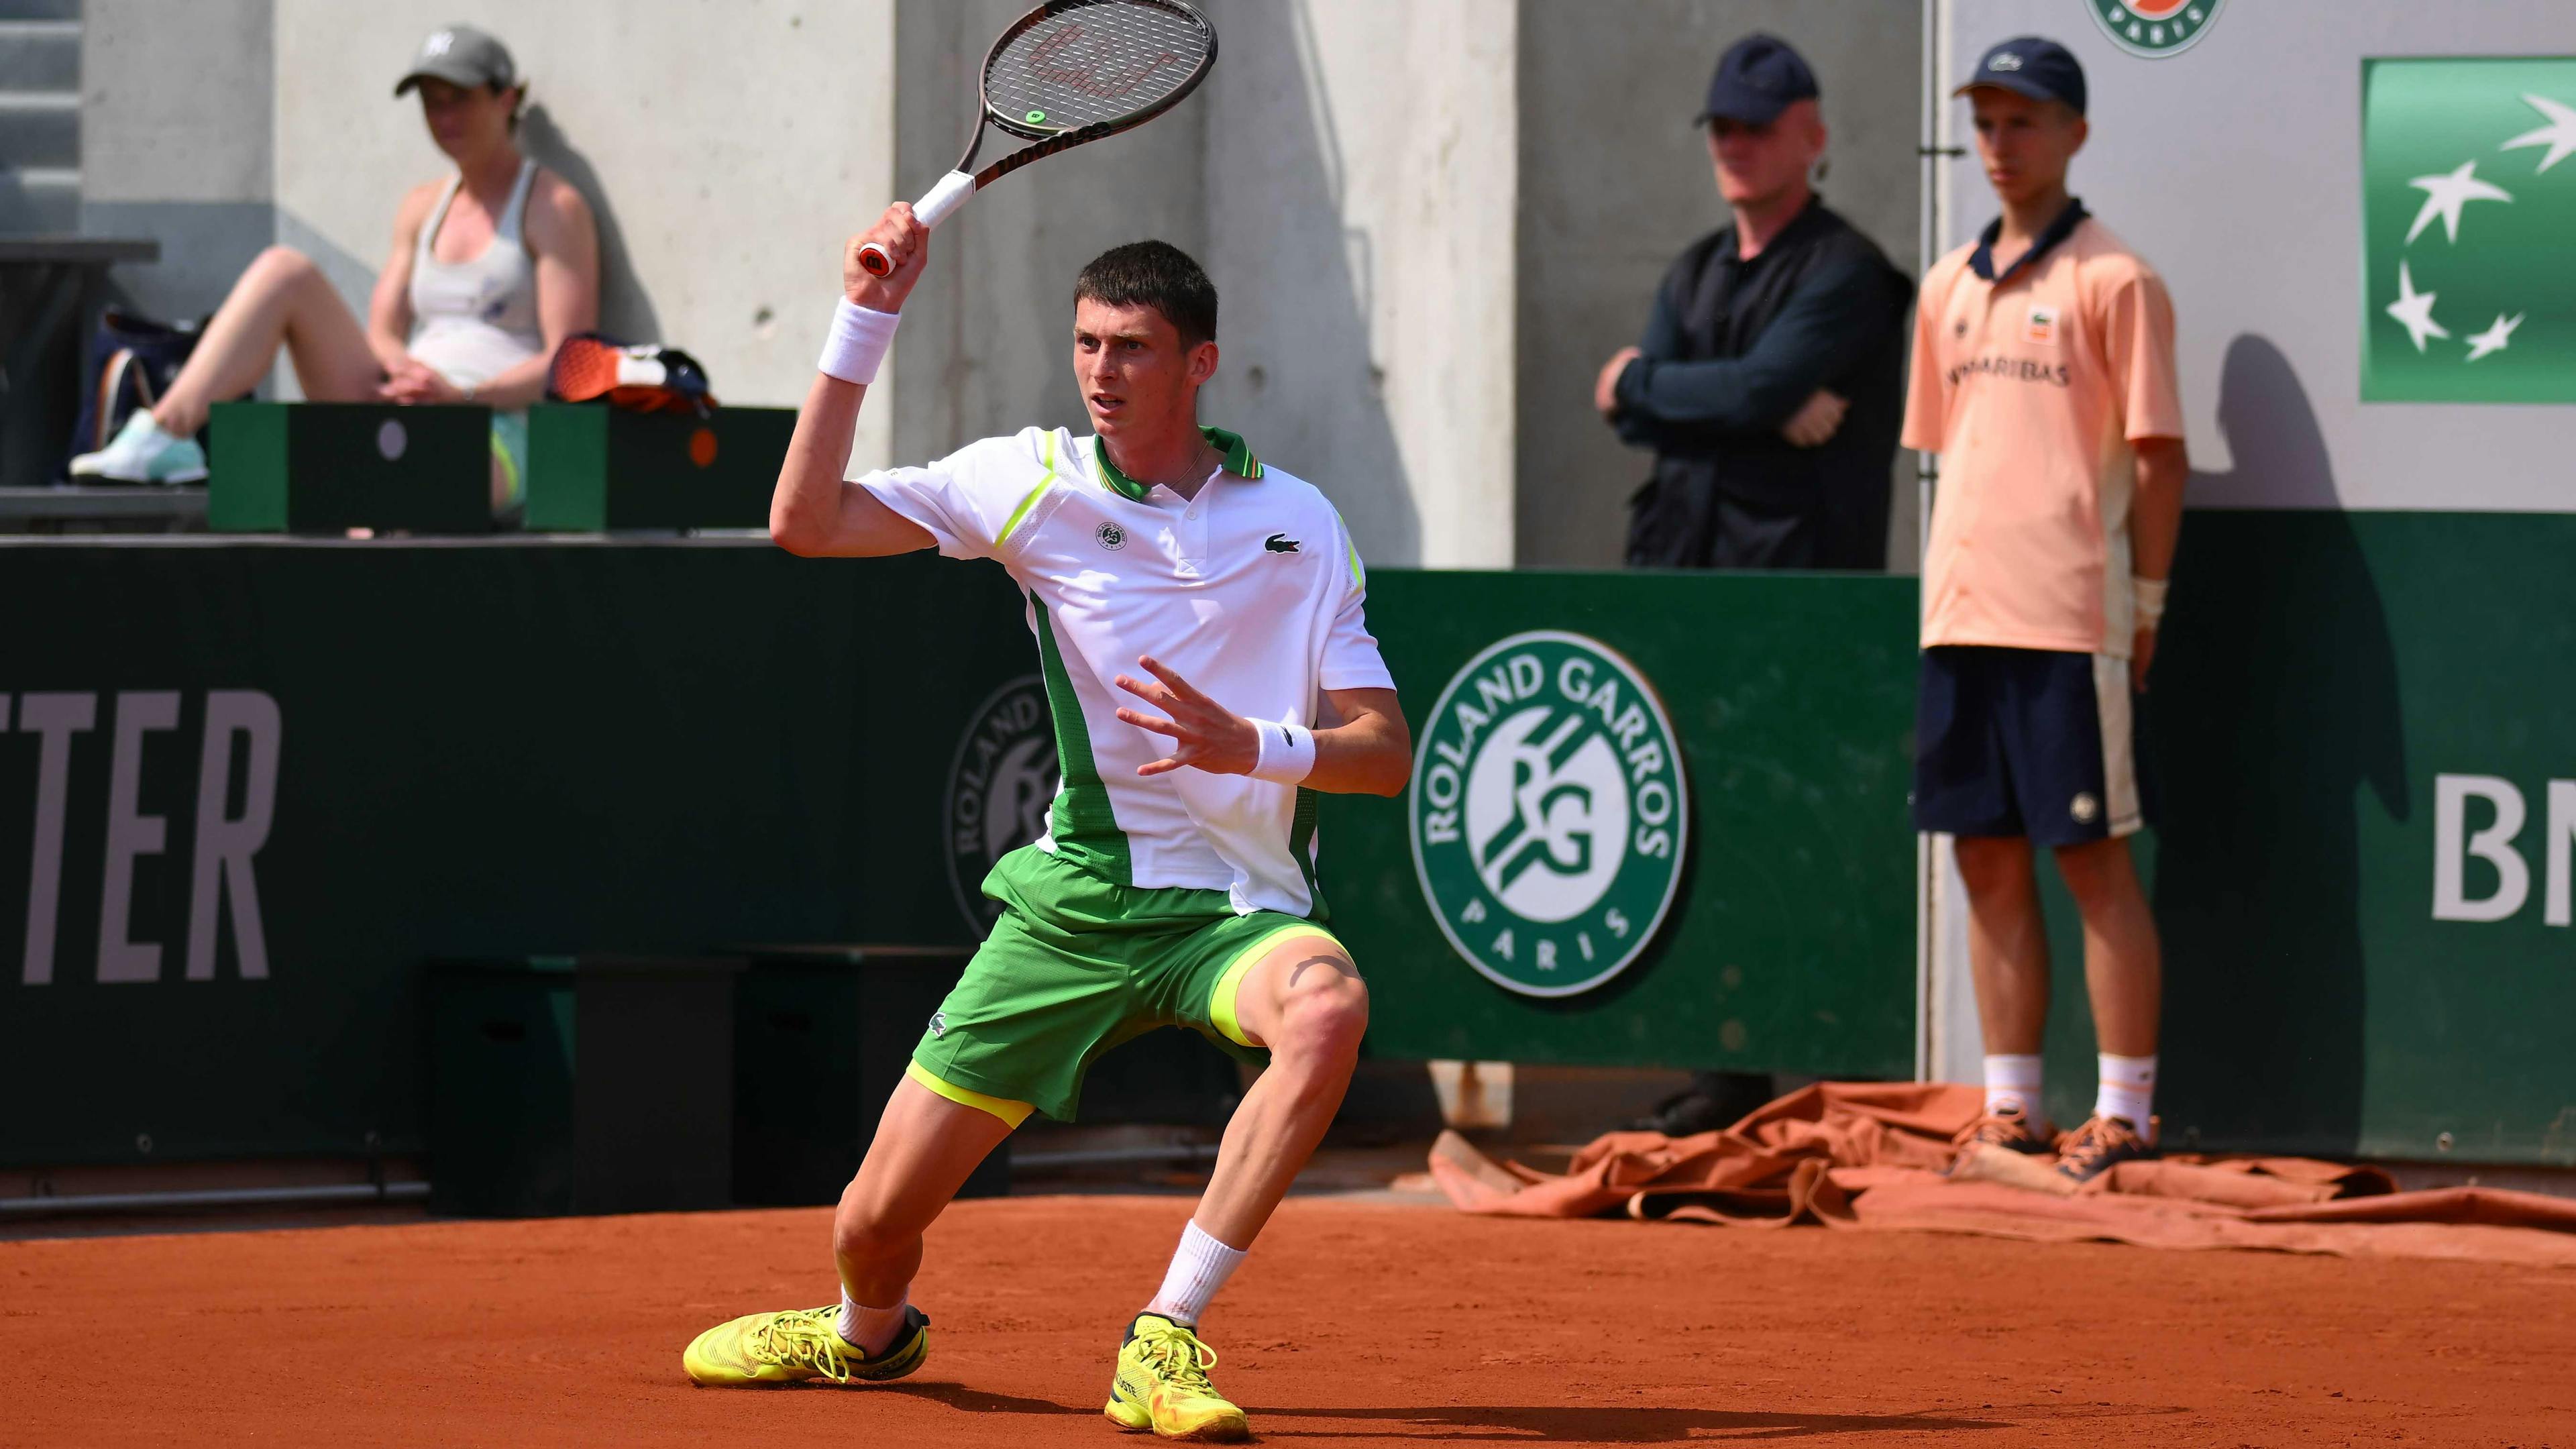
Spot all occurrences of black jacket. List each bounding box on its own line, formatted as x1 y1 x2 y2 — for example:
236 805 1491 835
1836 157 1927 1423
1615 198 1913 570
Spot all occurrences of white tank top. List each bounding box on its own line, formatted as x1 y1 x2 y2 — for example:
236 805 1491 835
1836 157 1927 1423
406 159 546 389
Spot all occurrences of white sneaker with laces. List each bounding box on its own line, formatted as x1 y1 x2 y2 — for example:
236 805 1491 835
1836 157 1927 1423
68 410 208 484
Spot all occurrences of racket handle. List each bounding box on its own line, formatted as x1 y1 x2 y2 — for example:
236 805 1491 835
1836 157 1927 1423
858 170 979 277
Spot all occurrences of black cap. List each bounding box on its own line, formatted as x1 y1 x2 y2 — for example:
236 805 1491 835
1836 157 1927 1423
394 24 517 98
1694 34 1819 127
1956 36 2086 115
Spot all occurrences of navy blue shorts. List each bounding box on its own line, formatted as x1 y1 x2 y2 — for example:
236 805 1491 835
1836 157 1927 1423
1913 646 2144 846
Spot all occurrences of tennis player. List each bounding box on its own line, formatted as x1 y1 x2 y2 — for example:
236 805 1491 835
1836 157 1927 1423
680 206 1407 1442
1907 38 2188 1184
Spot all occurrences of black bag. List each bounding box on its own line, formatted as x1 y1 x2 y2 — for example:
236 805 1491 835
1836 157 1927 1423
58 308 205 480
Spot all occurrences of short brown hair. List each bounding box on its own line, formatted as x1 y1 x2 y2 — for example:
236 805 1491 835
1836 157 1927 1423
1073 240 1217 347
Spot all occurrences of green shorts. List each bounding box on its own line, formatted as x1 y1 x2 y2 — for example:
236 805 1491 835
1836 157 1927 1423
908 845 1347 1125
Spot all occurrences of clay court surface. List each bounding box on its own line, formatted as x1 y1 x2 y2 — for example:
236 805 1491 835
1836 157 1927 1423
7 1195 2570 1447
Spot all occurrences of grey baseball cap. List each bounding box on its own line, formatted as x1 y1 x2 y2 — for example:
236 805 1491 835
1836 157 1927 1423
393 24 516 97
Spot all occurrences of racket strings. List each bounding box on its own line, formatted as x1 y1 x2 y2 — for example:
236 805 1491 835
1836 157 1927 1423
986 1 1212 132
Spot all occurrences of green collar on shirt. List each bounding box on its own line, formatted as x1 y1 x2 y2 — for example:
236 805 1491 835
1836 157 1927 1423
1091 425 1264 502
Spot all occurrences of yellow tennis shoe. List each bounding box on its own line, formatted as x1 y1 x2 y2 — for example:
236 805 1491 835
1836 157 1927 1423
1104 1313 1248 1441
681 1303 929 1386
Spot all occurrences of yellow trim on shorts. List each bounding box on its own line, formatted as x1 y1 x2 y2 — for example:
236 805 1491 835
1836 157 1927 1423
1208 924 1347 1049
905 1059 1034 1128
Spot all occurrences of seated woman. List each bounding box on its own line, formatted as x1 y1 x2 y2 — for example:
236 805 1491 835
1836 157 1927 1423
74 25 597 517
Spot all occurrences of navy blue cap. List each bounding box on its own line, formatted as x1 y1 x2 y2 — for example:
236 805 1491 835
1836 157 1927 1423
1956 36 2087 116
1695 34 1819 127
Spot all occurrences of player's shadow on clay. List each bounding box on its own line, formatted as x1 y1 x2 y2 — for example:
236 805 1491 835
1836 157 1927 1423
875 1382 1091 1415
1257 1405 2012 1442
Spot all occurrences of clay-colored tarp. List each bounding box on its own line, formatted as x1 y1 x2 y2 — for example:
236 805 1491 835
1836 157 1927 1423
1428 1081 2576 1268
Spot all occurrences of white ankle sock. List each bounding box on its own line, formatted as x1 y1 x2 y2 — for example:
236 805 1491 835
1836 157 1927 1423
2094 1053 2157 1128
1142 1220 1246 1328
1982 1053 2043 1118
837 1287 910 1355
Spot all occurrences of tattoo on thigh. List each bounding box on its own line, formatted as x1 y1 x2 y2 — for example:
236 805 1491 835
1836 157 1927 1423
1285 953 1358 989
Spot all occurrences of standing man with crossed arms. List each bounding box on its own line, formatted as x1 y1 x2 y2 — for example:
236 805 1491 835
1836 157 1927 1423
1906 38 2189 1184
680 206 1409 1443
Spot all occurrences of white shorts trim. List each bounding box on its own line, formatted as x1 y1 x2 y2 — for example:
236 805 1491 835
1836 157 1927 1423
2091 653 2143 838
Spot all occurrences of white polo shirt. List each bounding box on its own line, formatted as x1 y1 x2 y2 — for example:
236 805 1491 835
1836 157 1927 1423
859 425 1394 918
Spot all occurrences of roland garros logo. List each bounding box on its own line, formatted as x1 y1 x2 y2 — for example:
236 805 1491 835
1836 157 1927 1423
1409 631 1688 998
945 676 1059 932
2085 0 2223 58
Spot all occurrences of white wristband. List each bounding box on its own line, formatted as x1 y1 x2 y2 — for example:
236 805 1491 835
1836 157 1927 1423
1248 718 1317 786
818 299 900 386
2133 575 2169 631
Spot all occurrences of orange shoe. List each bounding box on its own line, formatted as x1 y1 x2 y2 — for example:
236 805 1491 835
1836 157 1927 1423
1948 1103 2053 1171
2053 1114 2159 1185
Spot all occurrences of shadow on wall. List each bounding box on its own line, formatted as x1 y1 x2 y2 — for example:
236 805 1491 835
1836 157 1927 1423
519 105 663 345
1199 0 1417 564
2141 333 2406 1157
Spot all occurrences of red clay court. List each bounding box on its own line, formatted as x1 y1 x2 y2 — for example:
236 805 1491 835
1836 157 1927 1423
9 1192 2571 1447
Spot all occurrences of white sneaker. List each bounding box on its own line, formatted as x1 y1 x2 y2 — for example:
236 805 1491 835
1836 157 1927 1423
69 409 209 485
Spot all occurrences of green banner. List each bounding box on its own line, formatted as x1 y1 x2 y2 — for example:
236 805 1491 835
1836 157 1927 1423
1328 572 1921 1077
2362 58 2576 402
2035 511 2576 1165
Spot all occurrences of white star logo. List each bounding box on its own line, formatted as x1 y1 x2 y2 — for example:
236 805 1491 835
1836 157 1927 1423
2405 160 2514 244
2463 312 2524 362
2500 93 2576 174
2384 260 2449 353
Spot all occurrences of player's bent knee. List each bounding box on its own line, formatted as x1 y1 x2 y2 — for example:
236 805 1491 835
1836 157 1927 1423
1275 972 1368 1065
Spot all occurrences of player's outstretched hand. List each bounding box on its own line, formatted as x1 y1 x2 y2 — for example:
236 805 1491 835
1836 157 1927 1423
1114 655 1258 777
844 204 930 314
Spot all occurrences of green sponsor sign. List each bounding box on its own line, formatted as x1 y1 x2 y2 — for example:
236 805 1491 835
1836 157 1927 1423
2084 0 2223 59
2363 58 2576 402
1409 631 1688 998
1337 572 1922 1077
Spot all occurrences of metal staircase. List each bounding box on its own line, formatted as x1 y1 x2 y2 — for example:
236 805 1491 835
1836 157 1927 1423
0 0 80 233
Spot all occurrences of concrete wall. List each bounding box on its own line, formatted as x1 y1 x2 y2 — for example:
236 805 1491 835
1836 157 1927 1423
262 1 896 463
889 0 1517 569
1199 0 1517 568
78 0 276 325
1515 0 1923 569
73 0 1720 568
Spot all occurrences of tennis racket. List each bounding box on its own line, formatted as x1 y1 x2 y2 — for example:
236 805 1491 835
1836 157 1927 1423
856 0 1217 278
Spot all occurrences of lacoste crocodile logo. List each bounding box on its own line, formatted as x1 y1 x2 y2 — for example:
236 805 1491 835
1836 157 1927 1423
1264 533 1300 553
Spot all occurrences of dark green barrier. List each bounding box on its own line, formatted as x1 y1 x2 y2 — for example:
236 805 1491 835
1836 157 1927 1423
0 542 1030 1165
9 513 2562 1167
2033 511 2576 1165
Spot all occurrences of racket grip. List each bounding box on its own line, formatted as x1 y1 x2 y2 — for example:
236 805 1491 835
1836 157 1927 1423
859 170 979 277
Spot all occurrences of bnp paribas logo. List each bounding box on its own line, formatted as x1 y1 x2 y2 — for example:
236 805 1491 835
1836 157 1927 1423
1408 631 1687 999
2363 58 2576 403
2085 1 2222 59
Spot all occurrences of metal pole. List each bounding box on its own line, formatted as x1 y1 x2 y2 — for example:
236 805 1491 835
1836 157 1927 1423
0 1180 431 1217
